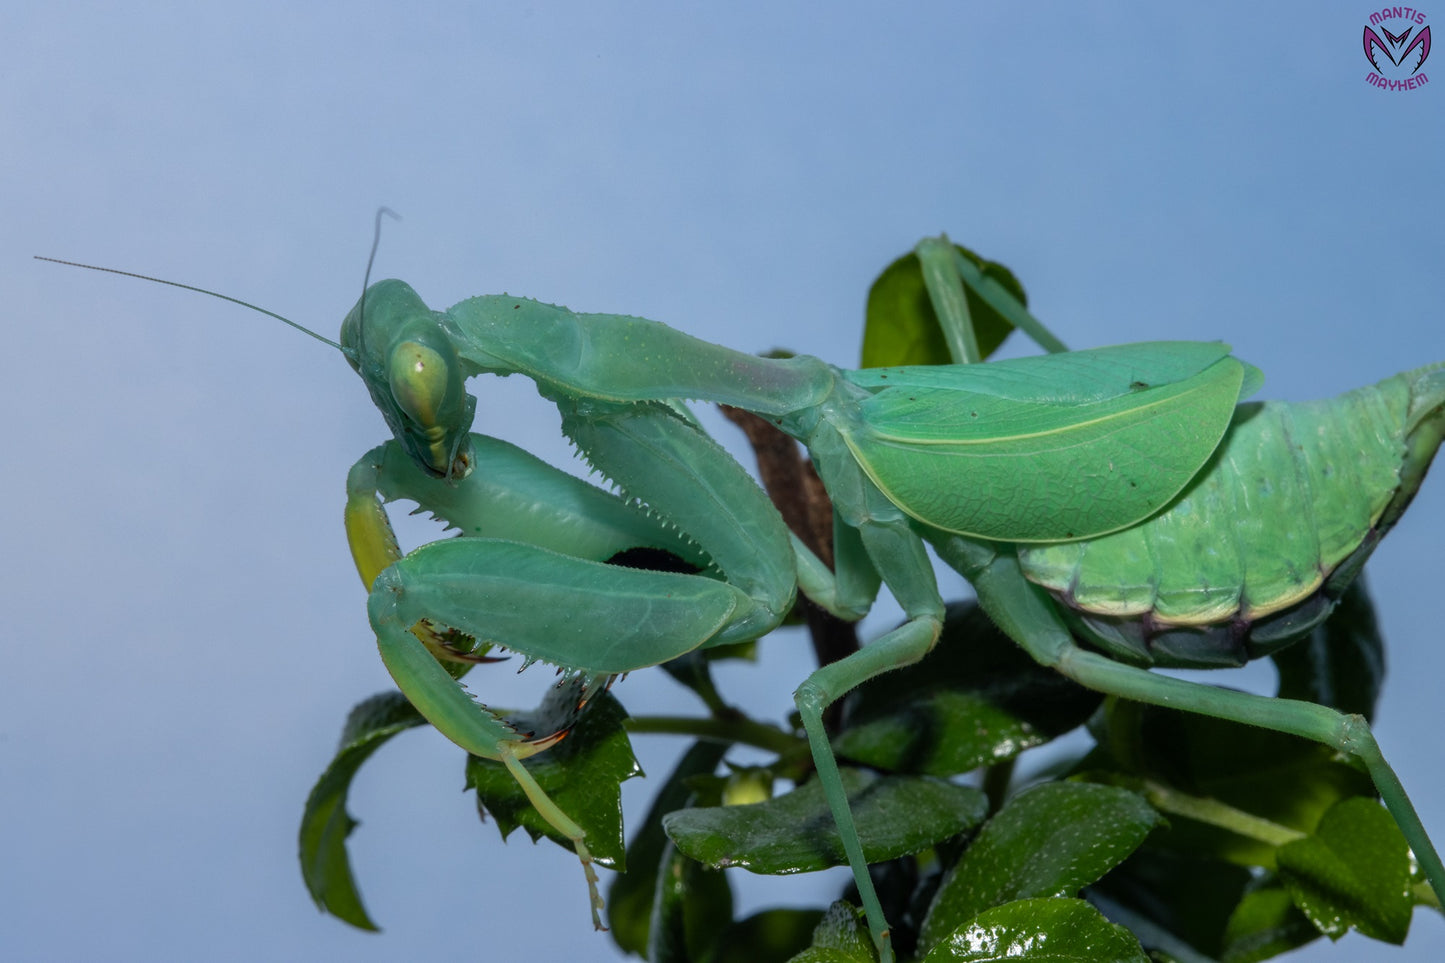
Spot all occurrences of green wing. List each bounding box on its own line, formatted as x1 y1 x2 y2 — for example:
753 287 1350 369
1019 374 1418 623
840 343 1255 542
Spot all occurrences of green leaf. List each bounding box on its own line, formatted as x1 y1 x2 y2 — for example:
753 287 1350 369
298 691 427 930
1277 797 1413 943
920 782 1160 952
921 898 1148 962
609 740 731 957
1093 701 1373 868
465 684 639 867
1271 578 1384 721
647 840 735 963
861 244 1019 368
664 769 987 875
1086 847 1252 959
835 602 1100 775
708 909 828 963
786 901 878 963
1220 884 1320 962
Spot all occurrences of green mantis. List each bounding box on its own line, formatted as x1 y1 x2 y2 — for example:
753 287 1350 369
336 237 1445 959
336 246 1256 950
41 235 1444 962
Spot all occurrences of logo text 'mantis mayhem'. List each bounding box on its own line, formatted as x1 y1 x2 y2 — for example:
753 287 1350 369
1364 7 1431 89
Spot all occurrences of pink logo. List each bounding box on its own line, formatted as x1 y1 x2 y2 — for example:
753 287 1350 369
1364 8 1431 90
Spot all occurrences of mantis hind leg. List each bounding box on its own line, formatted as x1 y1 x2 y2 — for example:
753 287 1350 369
957 544 1445 910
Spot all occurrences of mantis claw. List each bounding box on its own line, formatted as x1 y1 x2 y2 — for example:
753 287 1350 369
573 837 607 931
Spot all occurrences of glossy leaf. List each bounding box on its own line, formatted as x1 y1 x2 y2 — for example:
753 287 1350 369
834 602 1099 775
465 684 639 867
1220 884 1321 962
861 243 1019 368
610 740 731 956
921 898 1148 962
1277 797 1413 943
1093 701 1373 869
920 782 1160 952
664 769 986 875
1086 847 1252 959
708 909 828 963
298 691 426 930
647 840 735 963
787 901 878 963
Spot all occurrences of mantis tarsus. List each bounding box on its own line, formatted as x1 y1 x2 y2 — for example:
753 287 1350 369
39 235 1444 962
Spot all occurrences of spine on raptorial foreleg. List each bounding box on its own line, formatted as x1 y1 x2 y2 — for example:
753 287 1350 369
1017 362 1445 669
352 434 714 568
366 569 530 759
367 559 606 927
555 396 798 643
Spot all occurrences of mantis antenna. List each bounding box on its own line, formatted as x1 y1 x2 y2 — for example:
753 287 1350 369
34 255 345 352
354 207 402 355
34 207 405 356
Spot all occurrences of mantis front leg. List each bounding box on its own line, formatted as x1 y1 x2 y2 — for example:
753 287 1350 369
344 401 814 926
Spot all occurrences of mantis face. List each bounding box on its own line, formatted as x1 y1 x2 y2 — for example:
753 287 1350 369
342 279 477 480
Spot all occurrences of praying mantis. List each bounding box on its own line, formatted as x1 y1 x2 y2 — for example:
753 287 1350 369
40 234 1444 962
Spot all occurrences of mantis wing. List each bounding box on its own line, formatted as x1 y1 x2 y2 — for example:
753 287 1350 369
841 343 1258 542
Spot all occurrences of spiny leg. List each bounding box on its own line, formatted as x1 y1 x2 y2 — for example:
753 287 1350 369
345 433 716 585
555 396 799 643
952 542 1445 908
356 401 816 922
349 410 802 925
346 448 500 667
343 426 770 667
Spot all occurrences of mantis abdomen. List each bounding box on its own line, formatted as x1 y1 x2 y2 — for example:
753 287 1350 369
1019 363 1445 668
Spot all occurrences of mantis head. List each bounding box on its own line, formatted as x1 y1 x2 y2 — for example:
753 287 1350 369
35 244 480 483
341 279 478 481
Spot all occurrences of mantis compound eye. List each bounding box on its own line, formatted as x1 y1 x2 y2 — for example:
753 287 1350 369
388 340 452 429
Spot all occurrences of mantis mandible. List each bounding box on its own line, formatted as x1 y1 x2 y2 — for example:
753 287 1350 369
38 235 1444 963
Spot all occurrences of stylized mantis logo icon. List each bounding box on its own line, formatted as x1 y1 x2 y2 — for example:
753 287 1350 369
1364 23 1431 74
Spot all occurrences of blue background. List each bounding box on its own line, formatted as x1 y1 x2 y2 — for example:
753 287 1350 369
6 3 1443 960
